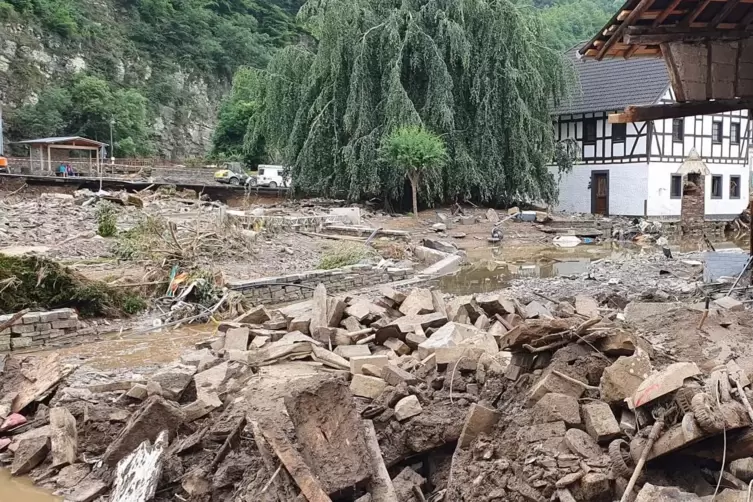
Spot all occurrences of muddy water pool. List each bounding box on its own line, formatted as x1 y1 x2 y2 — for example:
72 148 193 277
0 469 60 501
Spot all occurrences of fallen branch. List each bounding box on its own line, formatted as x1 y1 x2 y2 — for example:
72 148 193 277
0 309 30 333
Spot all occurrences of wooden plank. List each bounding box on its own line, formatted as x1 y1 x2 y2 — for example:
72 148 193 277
624 44 643 58
259 423 332 502
362 420 398 502
625 27 753 44
608 98 753 123
711 0 742 27
654 0 685 25
596 0 656 60
683 0 715 26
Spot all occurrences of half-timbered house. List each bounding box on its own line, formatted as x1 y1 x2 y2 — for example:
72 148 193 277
551 48 750 218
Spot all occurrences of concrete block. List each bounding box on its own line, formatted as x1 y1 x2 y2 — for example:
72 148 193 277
350 355 389 375
715 296 744 311
533 393 581 427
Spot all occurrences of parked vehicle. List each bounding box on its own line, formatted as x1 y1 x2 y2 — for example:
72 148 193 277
256 165 290 188
0 156 8 174
213 162 249 185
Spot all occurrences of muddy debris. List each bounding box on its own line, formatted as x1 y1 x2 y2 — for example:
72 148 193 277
3 285 753 501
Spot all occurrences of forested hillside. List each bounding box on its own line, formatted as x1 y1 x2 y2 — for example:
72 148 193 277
537 0 619 51
0 0 304 157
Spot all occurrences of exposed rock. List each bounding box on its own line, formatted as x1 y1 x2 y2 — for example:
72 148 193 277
381 364 417 387
50 407 77 468
350 375 388 400
575 295 599 317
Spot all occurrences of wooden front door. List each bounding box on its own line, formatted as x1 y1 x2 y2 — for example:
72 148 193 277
591 171 609 215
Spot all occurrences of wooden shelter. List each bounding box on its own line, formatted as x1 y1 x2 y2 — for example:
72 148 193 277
15 136 108 174
579 0 753 124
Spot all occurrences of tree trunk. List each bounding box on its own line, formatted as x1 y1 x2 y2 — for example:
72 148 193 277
409 174 418 218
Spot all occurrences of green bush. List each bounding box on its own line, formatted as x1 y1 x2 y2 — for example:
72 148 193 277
96 201 118 237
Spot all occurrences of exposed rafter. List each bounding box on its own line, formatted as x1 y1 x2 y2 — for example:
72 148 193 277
711 0 743 27
624 26 753 43
608 98 753 123
596 0 655 60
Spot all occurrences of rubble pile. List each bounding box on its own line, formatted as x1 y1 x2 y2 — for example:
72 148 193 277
2 285 753 501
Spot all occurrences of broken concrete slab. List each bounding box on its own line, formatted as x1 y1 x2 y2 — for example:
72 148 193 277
458 403 501 449
575 295 599 317
193 361 231 402
285 378 372 494
380 286 406 305
60 477 108 502
351 355 389 375
182 393 222 422
110 430 169 502
399 289 434 317
311 345 350 370
234 305 270 324
526 301 553 319
564 428 602 459
375 312 447 344
334 345 371 359
413 245 449 265
362 364 384 378
50 407 77 468
421 254 463 276
11 436 50 475
341 316 364 334
394 395 422 421
715 296 744 311
600 349 651 404
350 375 388 400
224 327 250 352
102 396 184 466
533 393 581 427
149 363 197 401
421 238 458 254
582 401 620 443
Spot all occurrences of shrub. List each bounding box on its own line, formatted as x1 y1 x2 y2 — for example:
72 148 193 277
318 242 376 270
96 201 117 237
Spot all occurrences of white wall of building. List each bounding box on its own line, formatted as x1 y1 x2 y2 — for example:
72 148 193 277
550 162 649 216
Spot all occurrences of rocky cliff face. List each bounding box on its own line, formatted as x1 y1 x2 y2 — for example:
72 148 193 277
0 21 223 158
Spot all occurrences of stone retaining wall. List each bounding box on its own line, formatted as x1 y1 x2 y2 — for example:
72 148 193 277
229 264 415 305
0 308 92 351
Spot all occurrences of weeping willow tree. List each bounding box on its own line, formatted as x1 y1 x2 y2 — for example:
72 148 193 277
245 0 576 206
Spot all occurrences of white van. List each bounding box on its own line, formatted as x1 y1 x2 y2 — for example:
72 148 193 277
254 165 290 188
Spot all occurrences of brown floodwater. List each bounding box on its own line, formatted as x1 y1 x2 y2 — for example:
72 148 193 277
0 469 60 501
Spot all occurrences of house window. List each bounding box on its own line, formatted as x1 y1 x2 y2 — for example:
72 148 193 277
583 119 597 145
730 175 741 199
670 174 682 199
731 123 741 144
711 175 723 199
712 121 723 144
612 123 626 143
672 118 684 142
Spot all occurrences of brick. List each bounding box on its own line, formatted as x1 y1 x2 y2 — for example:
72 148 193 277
350 355 389 375
582 401 620 443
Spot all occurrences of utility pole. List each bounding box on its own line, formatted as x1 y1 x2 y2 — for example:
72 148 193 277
109 118 115 165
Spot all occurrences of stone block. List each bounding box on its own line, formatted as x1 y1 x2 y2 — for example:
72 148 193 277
394 396 422 421
11 337 33 349
350 374 388 399
234 305 270 324
380 286 406 304
458 403 501 448
399 288 435 316
52 319 77 329
11 324 34 334
11 436 50 475
564 428 602 458
533 393 581 426
149 363 197 401
730 458 753 483
475 293 516 317
715 296 744 311
35 323 52 332
224 327 250 351
350 355 389 375
600 350 651 404
38 311 60 323
525 420 566 442
575 472 611 502
405 331 427 349
334 345 371 359
127 384 149 400
381 364 417 387
582 401 620 443
528 370 586 405
22 313 40 324
361 364 384 377
102 396 185 466
50 407 77 468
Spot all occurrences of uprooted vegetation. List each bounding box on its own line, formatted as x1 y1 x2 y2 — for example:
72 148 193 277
0 255 145 316
318 241 378 270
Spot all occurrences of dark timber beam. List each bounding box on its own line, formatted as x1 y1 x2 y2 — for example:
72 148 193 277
683 0 715 26
654 0 685 25
625 27 753 44
596 0 655 60
608 99 753 123
712 0 742 26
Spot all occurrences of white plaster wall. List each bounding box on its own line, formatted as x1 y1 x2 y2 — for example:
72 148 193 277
647 161 750 217
550 162 649 216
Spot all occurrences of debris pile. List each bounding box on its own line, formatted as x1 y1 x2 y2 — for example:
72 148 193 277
2 286 753 501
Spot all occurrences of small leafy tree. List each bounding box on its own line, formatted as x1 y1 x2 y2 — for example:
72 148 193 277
382 126 447 218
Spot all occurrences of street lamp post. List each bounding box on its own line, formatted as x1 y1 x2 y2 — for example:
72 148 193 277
109 118 115 165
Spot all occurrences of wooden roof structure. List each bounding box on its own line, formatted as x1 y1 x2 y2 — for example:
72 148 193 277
15 136 108 148
579 0 753 60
